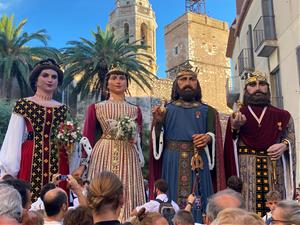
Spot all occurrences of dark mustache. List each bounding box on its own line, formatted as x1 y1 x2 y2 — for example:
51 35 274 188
183 85 194 90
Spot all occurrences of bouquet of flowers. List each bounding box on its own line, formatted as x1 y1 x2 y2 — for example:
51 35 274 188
55 119 82 157
108 115 137 141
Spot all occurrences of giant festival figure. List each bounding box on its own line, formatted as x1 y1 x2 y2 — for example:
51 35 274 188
0 59 69 200
224 71 296 216
76 68 145 221
149 65 226 223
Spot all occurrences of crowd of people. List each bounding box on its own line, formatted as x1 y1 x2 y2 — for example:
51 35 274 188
0 58 299 225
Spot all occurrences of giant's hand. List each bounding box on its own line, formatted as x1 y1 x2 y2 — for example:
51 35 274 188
267 143 287 160
152 105 166 124
192 134 211 149
231 111 247 130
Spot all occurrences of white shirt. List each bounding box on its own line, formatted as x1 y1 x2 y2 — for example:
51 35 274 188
135 193 180 213
30 197 44 211
43 220 62 225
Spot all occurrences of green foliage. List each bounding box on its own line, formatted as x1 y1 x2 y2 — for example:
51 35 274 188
0 14 61 100
0 100 13 146
62 27 156 100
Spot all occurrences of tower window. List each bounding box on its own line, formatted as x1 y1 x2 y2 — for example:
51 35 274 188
174 46 179 55
124 23 129 43
141 23 147 45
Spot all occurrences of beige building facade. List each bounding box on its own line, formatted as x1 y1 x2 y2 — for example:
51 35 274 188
165 12 232 113
226 0 300 182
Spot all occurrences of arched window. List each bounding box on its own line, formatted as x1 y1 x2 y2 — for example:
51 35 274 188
124 23 129 43
111 27 115 34
141 23 147 45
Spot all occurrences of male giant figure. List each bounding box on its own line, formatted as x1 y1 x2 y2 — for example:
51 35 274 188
224 71 296 217
149 66 225 223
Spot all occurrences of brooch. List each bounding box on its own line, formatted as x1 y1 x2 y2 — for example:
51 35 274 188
195 111 201 119
277 122 282 131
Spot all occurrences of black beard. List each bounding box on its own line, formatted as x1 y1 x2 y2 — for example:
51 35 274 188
177 87 197 102
244 91 271 106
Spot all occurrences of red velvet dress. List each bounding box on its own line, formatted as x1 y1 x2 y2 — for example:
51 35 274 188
13 98 69 200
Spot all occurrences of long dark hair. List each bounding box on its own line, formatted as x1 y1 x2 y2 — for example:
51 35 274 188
171 79 202 102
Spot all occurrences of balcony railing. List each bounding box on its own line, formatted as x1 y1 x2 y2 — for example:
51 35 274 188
253 16 277 56
238 48 254 77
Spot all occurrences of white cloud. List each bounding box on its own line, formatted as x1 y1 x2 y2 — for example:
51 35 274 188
0 2 10 10
0 0 22 12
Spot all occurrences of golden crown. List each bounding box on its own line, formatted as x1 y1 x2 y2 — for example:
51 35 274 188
174 62 199 78
105 65 129 77
245 71 268 85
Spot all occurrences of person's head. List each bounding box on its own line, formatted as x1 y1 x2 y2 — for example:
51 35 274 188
22 210 44 225
0 183 23 223
243 71 271 106
87 171 124 216
227 176 243 193
103 68 130 99
265 190 282 214
131 212 168 225
63 206 93 225
173 210 194 225
40 182 56 202
205 189 245 224
43 188 68 218
271 200 300 225
0 173 15 181
210 208 265 225
1 179 32 210
29 58 63 93
154 179 168 196
171 68 202 102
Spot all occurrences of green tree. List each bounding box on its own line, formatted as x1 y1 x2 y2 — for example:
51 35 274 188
0 100 13 146
62 27 155 100
0 15 60 100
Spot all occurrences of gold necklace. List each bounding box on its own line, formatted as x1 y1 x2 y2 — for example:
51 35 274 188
34 93 52 101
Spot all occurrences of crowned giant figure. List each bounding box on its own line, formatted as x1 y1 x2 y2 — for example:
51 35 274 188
149 65 226 223
224 71 296 217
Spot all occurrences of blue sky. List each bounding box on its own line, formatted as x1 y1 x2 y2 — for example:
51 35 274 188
0 0 236 77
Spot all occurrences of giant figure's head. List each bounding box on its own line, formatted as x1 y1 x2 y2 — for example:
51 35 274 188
171 68 202 102
243 71 271 106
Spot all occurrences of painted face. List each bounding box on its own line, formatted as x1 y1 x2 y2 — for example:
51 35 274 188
246 80 268 95
243 80 270 106
177 74 198 91
107 74 128 95
36 69 59 93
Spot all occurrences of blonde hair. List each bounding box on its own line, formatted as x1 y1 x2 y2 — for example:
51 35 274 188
87 171 123 213
211 208 264 225
131 212 164 225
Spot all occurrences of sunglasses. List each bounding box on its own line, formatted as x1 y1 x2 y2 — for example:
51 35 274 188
34 58 60 68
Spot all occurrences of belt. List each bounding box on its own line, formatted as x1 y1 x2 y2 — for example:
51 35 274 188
166 140 194 151
238 146 268 157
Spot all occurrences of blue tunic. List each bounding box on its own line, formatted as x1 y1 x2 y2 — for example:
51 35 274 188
161 102 214 223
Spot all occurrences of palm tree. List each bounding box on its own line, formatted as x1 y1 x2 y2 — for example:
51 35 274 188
62 26 155 100
0 15 60 100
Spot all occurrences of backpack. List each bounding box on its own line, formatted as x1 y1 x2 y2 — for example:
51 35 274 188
155 199 176 225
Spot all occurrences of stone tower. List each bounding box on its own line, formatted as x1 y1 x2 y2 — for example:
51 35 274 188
108 0 157 96
165 12 231 113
